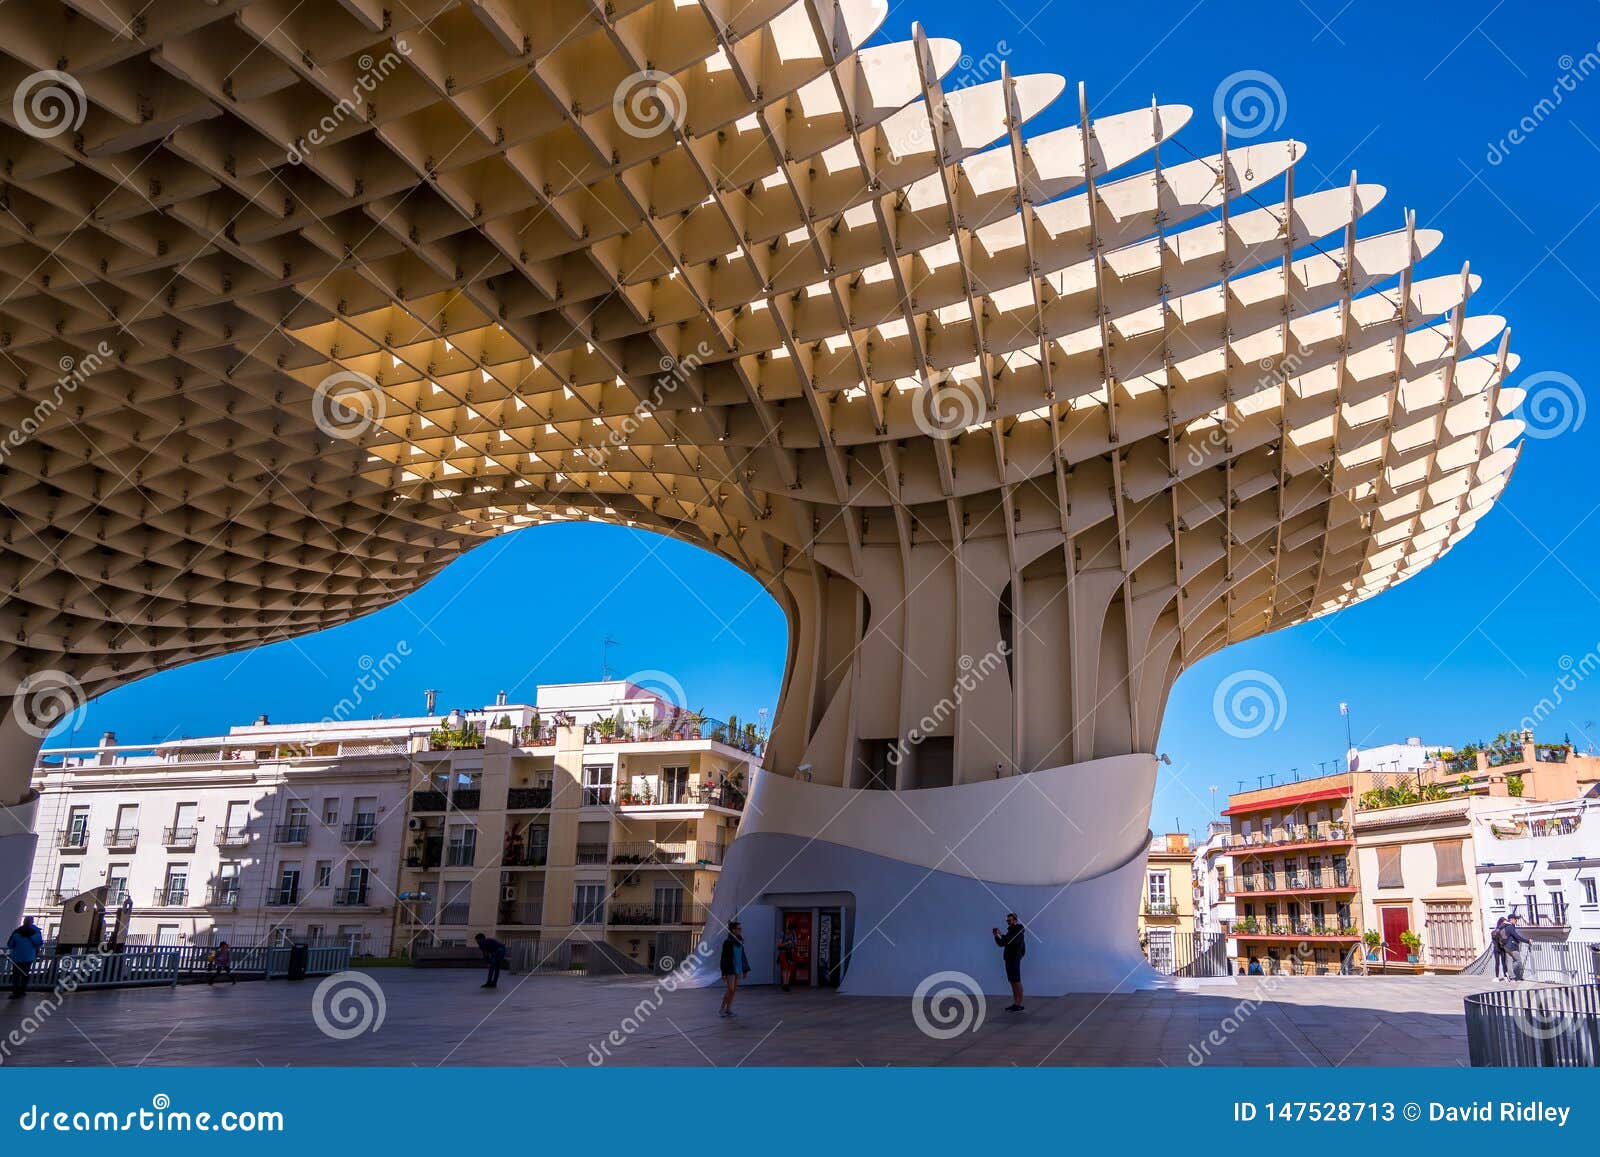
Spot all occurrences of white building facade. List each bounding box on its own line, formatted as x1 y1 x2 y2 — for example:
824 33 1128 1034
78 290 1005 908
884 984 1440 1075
1470 795 1600 944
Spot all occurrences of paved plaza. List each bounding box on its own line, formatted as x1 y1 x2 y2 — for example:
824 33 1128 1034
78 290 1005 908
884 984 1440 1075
0 970 1495 1067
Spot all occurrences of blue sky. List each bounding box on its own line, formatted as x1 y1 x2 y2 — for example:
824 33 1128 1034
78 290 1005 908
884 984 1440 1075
58 1 1600 835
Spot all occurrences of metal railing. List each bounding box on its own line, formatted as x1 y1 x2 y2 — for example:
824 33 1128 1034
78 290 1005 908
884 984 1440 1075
1465 984 1600 1066
216 826 250 847
575 842 609 863
438 902 471 925
0 943 354 991
273 823 309 844
611 840 688 865
103 827 139 849
452 789 481 810
333 888 370 907
503 843 547 867
152 887 188 906
497 902 544 926
411 790 448 811
445 843 476 867
572 900 607 925
206 884 240 907
163 826 198 847
268 887 299 906
607 902 709 926
1143 931 1231 978
507 786 552 809
341 820 377 843
57 829 89 850
1463 940 1600 984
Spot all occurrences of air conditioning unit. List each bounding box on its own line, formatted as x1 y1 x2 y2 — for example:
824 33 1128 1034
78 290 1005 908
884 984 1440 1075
407 817 424 830
501 886 516 901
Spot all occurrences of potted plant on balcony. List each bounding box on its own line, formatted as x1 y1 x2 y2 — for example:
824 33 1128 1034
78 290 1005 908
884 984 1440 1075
1362 929 1381 959
1399 929 1421 963
596 714 619 742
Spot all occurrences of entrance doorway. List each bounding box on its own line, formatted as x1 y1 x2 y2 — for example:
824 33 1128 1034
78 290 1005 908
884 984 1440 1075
1380 905 1411 962
778 906 846 987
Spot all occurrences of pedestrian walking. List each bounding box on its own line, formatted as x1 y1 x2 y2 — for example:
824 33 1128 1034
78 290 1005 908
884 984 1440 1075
206 940 236 985
474 932 509 989
991 912 1026 1012
1502 914 1532 981
1491 916 1512 981
719 919 750 1017
6 916 43 999
776 926 798 992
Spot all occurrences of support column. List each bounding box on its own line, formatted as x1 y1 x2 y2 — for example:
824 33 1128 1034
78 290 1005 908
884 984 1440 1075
0 707 45 933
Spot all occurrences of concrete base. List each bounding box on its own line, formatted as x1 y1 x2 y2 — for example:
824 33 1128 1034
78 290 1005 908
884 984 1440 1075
688 754 1161 996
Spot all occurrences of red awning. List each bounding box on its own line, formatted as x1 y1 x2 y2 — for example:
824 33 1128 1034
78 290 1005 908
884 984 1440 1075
1222 785 1350 816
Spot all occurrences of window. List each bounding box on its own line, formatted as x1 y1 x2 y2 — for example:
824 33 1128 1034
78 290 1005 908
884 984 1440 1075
1423 900 1476 966
163 865 188 905
322 799 340 825
216 863 240 905
222 801 250 843
1146 928 1174 972
574 883 607 924
1146 870 1170 910
315 861 332 888
113 804 138 841
1552 891 1568 925
276 863 301 905
55 863 80 899
156 924 181 946
1583 878 1598 906
106 865 129 905
446 825 477 867
170 802 197 843
1433 840 1465 886
1377 846 1403 889
64 807 90 848
337 924 363 950
661 766 690 803
582 764 614 806
440 881 471 924
306 924 324 943
351 796 377 840
653 886 685 923
344 865 369 904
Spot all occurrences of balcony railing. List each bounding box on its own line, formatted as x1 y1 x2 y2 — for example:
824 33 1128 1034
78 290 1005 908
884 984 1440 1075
438 902 470 925
575 842 609 864
581 786 613 807
43 890 66 906
411 790 448 812
163 826 198 848
273 823 309 844
106 887 128 906
497 902 543 926
57 829 90 851
503 843 548 867
572 900 607 925
452 789 481 810
269 887 299 906
1231 871 1351 894
153 887 188 907
611 840 688 865
206 884 240 907
216 826 250 847
607 902 708 926
1143 899 1182 917
1228 823 1350 850
445 844 476 867
341 820 377 844
405 849 442 869
507 786 553 809
104 827 139 850
333 888 370 907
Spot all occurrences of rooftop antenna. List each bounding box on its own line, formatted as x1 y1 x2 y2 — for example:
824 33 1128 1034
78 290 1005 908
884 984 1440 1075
602 635 620 680
1236 779 1247 792
1209 785 1218 815
1267 772 1276 787
1340 701 1353 751
1256 775 1265 789
424 689 438 715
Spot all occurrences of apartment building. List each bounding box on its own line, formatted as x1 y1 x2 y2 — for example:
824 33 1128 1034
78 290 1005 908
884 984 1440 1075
1223 772 1363 974
1139 833 1195 972
1192 821 1236 938
1470 796 1600 942
395 681 760 975
27 722 411 953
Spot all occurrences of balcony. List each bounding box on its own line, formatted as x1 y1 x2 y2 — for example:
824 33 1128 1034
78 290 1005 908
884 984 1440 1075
341 820 377 844
269 887 300 906
497 902 543 926
206 884 240 908
438 902 470 925
105 887 128 907
411 789 448 812
612 840 689 865
153 887 189 907
575 842 610 864
572 900 607 925
1228 872 1352 896
617 782 747 811
507 786 553 809
444 844 476 867
333 888 370 907
215 826 250 848
43 890 67 906
405 849 442 869
607 902 708 927
273 823 309 845
581 786 614 807
57 829 90 852
503 843 548 867
1226 823 1351 854
163 825 198 849
103 827 139 851
452 789 481 810
1143 899 1182 917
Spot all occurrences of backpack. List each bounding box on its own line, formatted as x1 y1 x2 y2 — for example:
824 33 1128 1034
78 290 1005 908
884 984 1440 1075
1491 925 1508 949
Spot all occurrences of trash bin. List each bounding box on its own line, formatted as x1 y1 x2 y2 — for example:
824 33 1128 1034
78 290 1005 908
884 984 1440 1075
287 942 310 981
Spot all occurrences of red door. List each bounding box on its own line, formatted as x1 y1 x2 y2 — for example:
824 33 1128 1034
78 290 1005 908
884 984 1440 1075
783 911 813 986
1381 906 1411 961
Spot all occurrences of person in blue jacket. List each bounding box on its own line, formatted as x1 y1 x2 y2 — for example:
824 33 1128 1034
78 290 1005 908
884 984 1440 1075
474 932 509 989
719 919 750 1017
7 916 43 999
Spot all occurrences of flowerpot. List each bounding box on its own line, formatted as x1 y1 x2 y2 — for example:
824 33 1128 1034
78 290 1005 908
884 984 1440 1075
1406 954 1418 963
1366 951 1379 961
